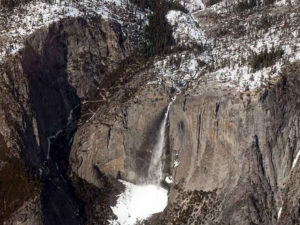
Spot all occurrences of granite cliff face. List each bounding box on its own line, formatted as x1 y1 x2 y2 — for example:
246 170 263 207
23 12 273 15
0 15 131 224
70 85 170 185
0 0 300 225
163 65 300 224
69 61 300 225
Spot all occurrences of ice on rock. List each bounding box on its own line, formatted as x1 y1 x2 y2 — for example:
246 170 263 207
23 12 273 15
165 176 174 184
174 160 180 168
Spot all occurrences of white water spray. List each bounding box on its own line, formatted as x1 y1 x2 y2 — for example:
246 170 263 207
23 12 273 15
148 96 176 184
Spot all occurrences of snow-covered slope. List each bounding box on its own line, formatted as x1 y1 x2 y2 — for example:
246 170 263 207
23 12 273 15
166 10 207 47
0 1 82 62
153 0 300 92
0 0 145 62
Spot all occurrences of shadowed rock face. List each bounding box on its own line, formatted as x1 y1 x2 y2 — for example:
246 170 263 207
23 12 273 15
0 16 131 224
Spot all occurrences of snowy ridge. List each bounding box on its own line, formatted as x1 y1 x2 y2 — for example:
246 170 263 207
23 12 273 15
208 0 299 14
153 9 212 88
0 0 145 62
0 1 82 62
207 10 300 90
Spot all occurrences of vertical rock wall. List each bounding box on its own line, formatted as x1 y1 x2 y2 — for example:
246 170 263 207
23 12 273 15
162 65 300 224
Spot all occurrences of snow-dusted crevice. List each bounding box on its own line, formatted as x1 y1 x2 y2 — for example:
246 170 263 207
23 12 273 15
46 104 79 160
173 160 180 167
47 129 63 160
110 97 176 225
67 104 80 127
165 176 174 184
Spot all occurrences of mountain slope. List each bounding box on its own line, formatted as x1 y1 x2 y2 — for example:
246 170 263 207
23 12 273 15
0 0 300 224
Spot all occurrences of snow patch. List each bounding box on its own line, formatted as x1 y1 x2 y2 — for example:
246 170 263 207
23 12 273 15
165 176 173 184
173 160 180 167
166 10 207 47
154 51 211 87
109 180 168 225
212 61 282 91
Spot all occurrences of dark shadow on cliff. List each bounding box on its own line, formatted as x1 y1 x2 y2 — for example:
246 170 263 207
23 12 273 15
21 21 85 225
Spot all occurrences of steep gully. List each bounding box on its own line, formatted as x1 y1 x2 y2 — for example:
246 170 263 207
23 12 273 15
0 16 132 224
22 24 86 225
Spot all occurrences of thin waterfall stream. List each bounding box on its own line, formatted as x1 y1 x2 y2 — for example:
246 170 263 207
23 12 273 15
110 96 176 225
148 96 176 184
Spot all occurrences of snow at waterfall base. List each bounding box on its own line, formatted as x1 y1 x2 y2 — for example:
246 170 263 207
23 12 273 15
109 180 168 225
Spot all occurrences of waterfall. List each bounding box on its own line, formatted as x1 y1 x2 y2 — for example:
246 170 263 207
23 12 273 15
110 96 176 225
147 96 176 185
